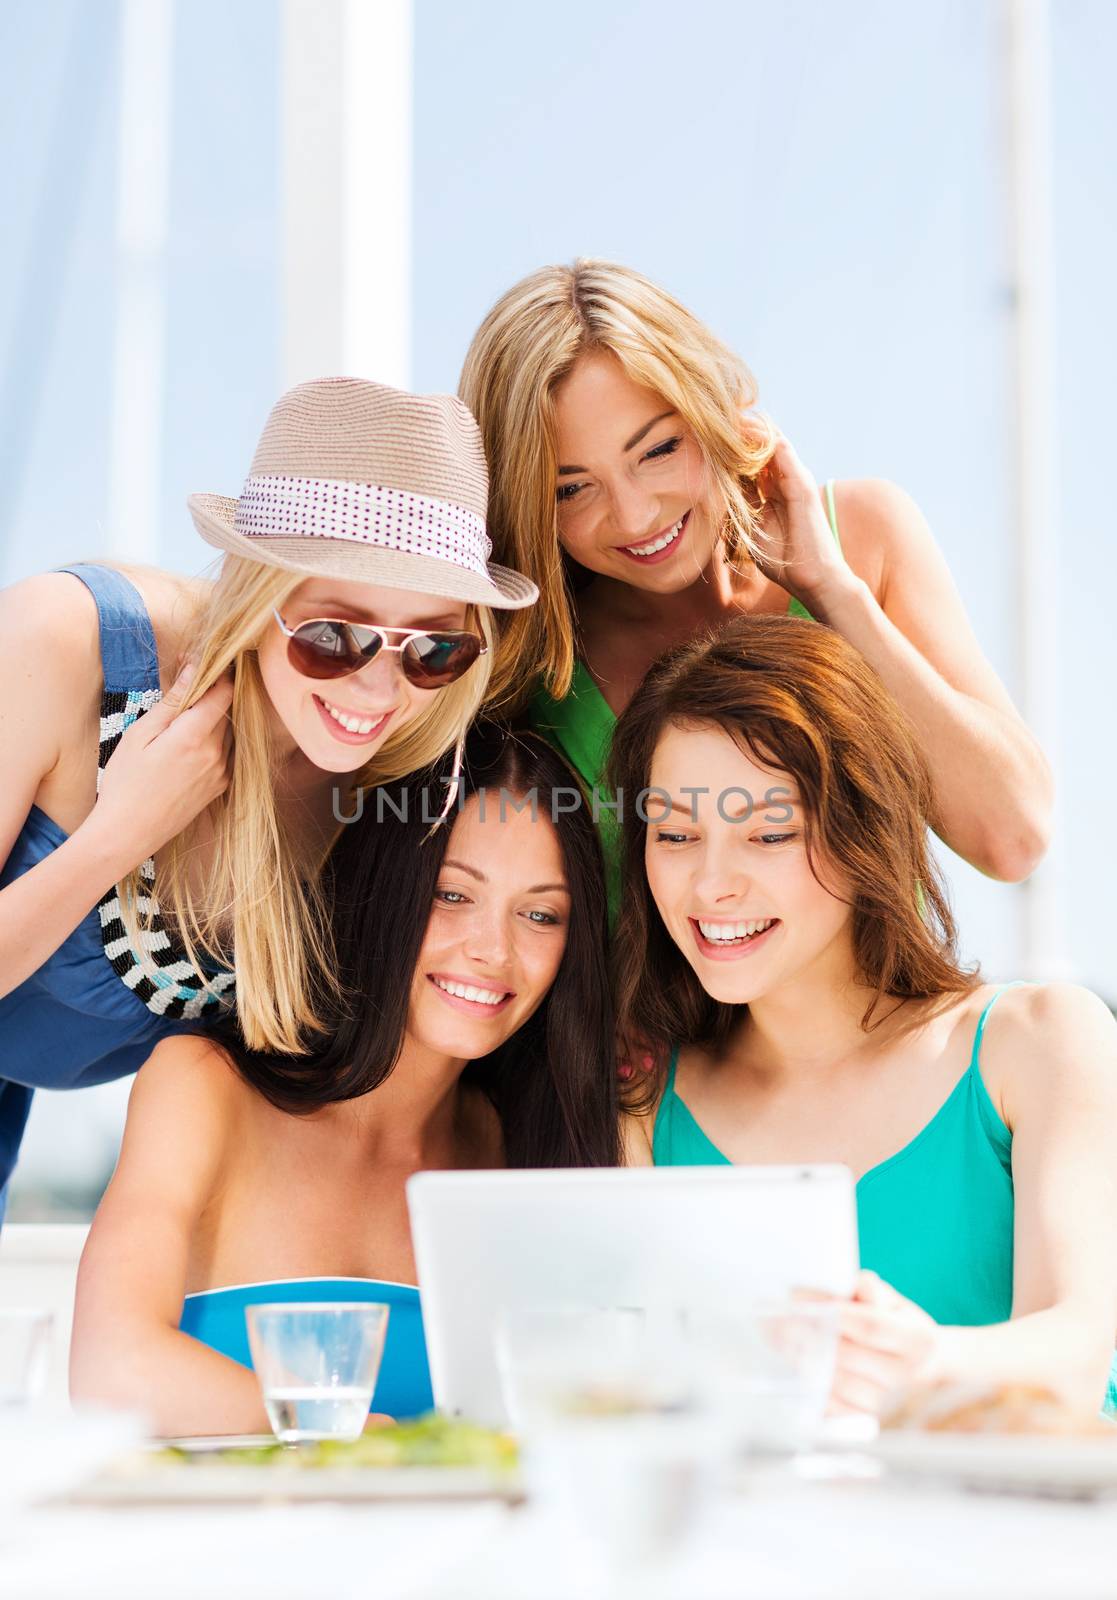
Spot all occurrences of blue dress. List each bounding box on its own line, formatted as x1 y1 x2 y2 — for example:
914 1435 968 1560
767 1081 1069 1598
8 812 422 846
180 1278 434 1420
0 565 233 1217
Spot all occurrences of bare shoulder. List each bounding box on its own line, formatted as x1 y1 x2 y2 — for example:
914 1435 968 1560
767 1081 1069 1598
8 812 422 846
0 566 205 675
978 982 1117 1123
0 572 102 685
982 980 1116 1050
123 1035 247 1159
830 476 925 533
135 1033 245 1099
101 1034 254 1219
828 477 931 597
0 575 105 818
0 566 201 739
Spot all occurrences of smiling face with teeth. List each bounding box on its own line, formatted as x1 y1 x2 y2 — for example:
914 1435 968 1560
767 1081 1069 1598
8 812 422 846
644 722 854 1008
552 352 722 592
256 577 472 775
404 794 571 1063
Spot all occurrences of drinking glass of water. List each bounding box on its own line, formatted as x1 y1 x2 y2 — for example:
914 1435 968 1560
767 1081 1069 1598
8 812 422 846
246 1303 390 1444
690 1299 840 1456
496 1307 726 1583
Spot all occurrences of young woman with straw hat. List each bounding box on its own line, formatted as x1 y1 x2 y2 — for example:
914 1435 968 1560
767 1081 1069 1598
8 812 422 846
459 259 1052 897
0 377 537 1217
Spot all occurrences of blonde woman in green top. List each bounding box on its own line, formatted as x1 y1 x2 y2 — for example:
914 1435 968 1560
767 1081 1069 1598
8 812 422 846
460 259 1051 886
609 615 1117 1421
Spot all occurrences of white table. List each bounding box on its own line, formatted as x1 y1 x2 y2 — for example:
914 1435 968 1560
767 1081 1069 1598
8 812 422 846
0 1476 1111 1599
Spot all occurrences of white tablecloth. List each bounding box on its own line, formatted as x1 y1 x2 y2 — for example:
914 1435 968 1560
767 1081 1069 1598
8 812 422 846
1 1478 1112 1600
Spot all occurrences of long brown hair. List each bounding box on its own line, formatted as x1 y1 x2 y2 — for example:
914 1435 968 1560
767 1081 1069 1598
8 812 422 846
459 259 777 712
608 614 976 1095
215 725 619 1167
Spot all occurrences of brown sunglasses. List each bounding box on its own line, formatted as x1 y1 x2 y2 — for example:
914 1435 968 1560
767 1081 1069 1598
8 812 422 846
272 609 486 689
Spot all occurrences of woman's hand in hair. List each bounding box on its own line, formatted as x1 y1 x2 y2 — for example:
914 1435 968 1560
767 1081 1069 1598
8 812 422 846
752 433 854 617
91 661 234 860
828 1269 943 1417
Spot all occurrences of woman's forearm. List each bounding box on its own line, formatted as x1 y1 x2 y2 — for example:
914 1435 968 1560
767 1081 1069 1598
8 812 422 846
71 1321 270 1438
0 811 141 999
819 576 1052 880
934 1306 1113 1417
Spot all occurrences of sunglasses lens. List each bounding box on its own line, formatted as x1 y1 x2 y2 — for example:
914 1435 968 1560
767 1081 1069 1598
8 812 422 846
402 633 481 688
286 620 380 680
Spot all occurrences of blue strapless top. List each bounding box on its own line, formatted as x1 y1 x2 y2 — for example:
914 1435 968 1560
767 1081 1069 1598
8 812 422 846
179 1278 434 1420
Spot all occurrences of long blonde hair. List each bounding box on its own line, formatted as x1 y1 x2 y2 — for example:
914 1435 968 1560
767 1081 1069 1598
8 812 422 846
460 259 778 711
116 555 494 1053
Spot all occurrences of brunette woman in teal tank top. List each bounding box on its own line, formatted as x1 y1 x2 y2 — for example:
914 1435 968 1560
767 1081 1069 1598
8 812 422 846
611 615 1117 1421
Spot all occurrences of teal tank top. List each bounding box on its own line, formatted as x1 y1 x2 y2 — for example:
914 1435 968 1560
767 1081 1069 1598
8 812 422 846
653 985 1019 1328
653 983 1117 1414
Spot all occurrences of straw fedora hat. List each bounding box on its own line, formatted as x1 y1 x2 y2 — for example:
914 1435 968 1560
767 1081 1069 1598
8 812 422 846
188 377 538 611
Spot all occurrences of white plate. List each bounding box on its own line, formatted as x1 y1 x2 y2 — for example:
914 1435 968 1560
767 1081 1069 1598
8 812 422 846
74 1433 521 1505
874 1432 1117 1499
157 1433 276 1452
72 1460 523 1506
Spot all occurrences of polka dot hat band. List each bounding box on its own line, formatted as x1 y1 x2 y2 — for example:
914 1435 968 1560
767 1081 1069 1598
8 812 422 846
187 376 538 611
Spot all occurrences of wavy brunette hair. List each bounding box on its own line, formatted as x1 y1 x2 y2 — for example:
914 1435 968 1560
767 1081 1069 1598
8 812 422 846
216 724 619 1167
459 259 778 712
608 614 976 1101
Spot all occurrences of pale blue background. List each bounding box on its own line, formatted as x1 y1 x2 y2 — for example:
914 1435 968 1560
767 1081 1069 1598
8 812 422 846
2 1 1114 1206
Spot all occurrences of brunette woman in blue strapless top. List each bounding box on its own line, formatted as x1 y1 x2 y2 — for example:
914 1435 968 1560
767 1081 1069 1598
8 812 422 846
69 728 617 1435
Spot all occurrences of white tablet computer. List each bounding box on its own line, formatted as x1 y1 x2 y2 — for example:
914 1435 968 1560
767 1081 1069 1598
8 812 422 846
407 1165 857 1426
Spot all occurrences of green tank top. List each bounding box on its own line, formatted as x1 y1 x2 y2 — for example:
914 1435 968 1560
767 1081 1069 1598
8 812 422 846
529 482 843 915
654 984 1020 1328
